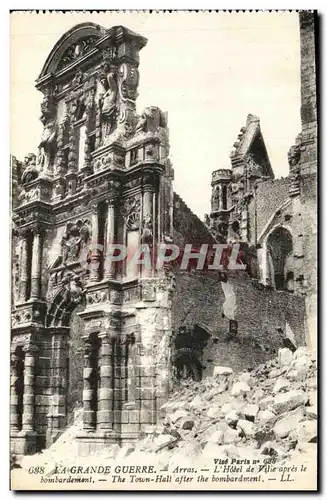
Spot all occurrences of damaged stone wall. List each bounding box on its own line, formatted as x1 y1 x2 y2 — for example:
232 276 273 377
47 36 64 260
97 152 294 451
172 270 306 374
173 192 216 246
247 177 291 243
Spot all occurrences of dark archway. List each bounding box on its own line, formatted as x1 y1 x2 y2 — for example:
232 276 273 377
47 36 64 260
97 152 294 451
173 324 212 382
45 275 86 444
266 226 293 291
67 305 85 424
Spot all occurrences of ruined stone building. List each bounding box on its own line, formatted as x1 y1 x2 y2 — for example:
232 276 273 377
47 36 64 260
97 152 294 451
10 13 317 456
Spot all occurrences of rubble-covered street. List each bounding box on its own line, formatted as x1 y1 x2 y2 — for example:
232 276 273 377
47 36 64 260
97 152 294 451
13 345 317 488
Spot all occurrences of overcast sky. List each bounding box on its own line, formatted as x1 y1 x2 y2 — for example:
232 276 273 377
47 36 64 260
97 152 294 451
10 11 301 219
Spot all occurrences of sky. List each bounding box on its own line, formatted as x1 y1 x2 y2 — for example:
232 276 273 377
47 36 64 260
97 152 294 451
10 11 301 219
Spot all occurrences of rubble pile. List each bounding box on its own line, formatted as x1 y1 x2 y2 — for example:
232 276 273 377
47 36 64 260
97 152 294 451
17 346 317 473
146 346 317 467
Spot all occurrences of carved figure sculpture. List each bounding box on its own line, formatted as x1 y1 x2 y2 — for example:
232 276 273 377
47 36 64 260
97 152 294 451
59 273 85 304
141 213 153 244
99 68 118 138
21 153 39 185
135 106 167 133
61 220 91 263
38 120 57 171
38 94 58 173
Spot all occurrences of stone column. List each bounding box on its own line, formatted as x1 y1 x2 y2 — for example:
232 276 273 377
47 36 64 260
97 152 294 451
97 334 114 430
82 336 98 431
10 348 23 432
19 233 29 303
142 190 153 278
30 229 43 300
105 201 116 279
90 204 100 282
261 241 269 286
21 345 38 432
218 185 223 211
126 334 136 404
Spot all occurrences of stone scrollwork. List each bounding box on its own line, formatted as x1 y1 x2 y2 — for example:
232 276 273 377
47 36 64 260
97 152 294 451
122 196 141 231
11 333 31 345
86 290 108 306
11 310 33 327
57 36 99 72
94 152 124 173
118 63 139 102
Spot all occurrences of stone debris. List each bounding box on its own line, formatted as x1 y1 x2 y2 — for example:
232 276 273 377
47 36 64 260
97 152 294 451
278 347 294 367
272 390 308 415
213 366 233 377
231 381 251 396
273 377 290 394
15 346 317 476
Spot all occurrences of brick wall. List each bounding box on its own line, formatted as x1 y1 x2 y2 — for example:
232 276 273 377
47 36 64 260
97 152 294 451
172 269 306 374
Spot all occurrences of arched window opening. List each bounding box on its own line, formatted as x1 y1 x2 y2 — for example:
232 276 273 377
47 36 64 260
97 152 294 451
173 324 211 382
222 185 228 210
266 226 293 291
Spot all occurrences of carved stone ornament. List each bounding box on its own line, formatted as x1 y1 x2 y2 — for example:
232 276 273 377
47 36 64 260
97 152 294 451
86 290 108 306
122 196 141 231
38 119 58 172
72 68 84 86
61 219 91 263
21 153 40 185
118 63 139 102
141 280 156 302
98 66 118 140
135 106 167 134
57 36 99 71
59 272 85 304
11 333 31 345
141 213 153 243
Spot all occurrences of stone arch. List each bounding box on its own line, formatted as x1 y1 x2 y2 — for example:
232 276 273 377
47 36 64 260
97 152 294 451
38 22 106 80
45 275 85 327
44 276 86 446
173 323 212 382
264 225 294 291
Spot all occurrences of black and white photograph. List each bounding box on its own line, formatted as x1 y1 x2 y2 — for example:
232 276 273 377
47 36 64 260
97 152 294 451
9 10 318 491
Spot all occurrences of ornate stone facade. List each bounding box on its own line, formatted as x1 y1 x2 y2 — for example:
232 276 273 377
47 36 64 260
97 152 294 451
11 22 175 456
